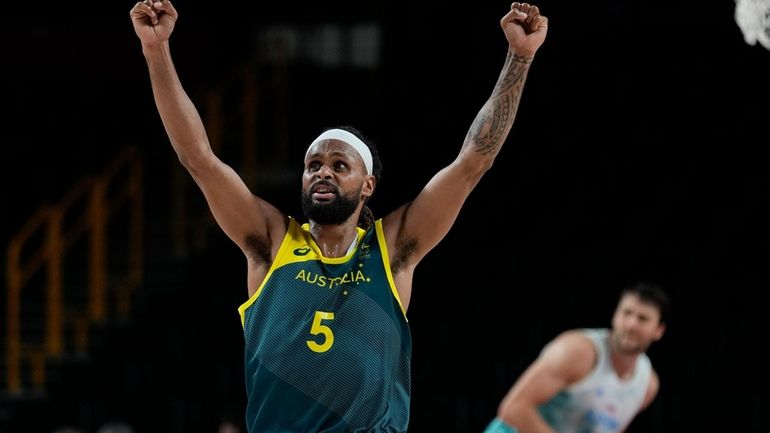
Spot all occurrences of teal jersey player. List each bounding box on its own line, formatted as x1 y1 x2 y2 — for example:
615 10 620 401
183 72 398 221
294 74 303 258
483 284 669 433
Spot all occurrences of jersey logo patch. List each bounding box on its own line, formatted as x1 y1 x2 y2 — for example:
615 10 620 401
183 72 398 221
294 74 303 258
294 247 312 256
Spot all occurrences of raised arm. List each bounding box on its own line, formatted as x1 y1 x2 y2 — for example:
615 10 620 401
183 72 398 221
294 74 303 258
381 3 548 304
496 331 596 433
129 1 286 262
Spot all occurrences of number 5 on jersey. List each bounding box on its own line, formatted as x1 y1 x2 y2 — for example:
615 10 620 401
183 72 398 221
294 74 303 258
307 311 335 353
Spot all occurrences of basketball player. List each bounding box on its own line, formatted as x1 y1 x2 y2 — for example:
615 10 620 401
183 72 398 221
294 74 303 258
130 1 548 431
483 282 670 433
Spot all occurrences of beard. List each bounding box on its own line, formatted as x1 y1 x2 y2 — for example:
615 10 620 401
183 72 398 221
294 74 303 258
611 331 650 356
301 183 362 225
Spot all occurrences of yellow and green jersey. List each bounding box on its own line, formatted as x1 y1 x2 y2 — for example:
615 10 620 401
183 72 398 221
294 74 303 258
238 217 411 433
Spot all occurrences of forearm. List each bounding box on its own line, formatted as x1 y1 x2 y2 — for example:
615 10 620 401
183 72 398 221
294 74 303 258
143 43 212 167
498 405 557 433
463 49 533 163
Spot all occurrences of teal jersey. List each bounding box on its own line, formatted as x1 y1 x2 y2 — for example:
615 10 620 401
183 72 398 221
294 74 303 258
238 217 412 433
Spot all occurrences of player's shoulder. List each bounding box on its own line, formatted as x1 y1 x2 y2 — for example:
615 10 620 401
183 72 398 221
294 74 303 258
539 329 598 381
543 329 597 362
552 329 598 349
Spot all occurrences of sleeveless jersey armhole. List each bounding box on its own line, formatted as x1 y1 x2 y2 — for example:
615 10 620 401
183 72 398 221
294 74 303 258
238 217 299 328
375 219 407 320
566 328 606 393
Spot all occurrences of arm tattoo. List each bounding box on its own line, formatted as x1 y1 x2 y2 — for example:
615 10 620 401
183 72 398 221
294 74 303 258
466 52 532 156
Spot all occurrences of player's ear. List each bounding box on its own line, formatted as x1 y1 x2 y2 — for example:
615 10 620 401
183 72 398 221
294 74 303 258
362 175 375 198
653 322 666 342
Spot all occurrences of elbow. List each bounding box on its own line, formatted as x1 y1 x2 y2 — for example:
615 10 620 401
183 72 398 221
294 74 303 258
459 148 496 177
469 163 494 191
176 152 196 170
461 157 495 186
497 397 527 428
478 157 495 174
176 144 214 174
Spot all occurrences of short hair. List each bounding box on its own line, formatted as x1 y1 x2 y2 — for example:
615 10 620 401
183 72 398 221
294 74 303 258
620 281 671 324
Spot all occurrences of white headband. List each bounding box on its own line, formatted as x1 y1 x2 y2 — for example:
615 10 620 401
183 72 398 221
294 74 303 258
306 129 373 175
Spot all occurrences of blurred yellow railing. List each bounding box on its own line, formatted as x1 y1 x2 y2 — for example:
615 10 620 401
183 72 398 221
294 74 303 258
171 61 265 257
5 146 143 393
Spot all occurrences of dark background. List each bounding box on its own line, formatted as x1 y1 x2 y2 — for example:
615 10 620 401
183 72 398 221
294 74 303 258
2 1 769 432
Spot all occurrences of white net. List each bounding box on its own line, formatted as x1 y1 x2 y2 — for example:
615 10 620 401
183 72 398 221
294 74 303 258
735 0 770 49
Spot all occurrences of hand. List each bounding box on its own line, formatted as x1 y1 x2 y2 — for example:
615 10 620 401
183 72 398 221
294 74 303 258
500 2 548 58
130 0 178 47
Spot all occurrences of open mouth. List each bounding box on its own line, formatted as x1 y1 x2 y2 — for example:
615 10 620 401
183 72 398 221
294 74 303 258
311 182 338 201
